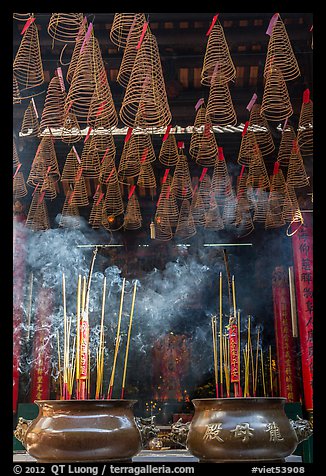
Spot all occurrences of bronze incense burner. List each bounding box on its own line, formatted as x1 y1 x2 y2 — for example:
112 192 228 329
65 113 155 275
14 399 142 462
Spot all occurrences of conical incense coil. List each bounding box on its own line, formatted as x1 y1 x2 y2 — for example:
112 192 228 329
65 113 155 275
123 193 142 230
248 104 275 156
222 192 237 226
117 14 148 88
13 20 44 92
265 166 286 229
25 191 50 231
154 215 173 241
39 175 57 200
118 131 156 184
205 73 237 126
80 140 101 179
205 200 224 230
104 179 124 217
87 64 118 131
59 191 80 228
47 13 85 43
246 145 270 190
66 21 88 84
189 105 218 167
282 184 303 224
211 153 234 203
102 208 124 232
201 18 236 86
156 176 179 228
175 199 196 239
198 175 215 211
297 100 313 157
27 138 60 186
119 32 172 128
286 142 310 188
61 110 82 143
264 14 300 82
13 171 28 199
68 173 89 207
137 161 156 190
13 13 32 21
191 190 206 227
13 75 21 104
171 153 193 200
158 133 179 167
234 193 254 236
99 154 118 185
40 75 65 132
88 187 103 228
92 133 116 160
260 68 293 122
13 139 20 168
20 100 40 137
252 187 269 223
61 147 80 182
64 35 102 123
277 125 297 168
110 13 146 49
237 129 259 166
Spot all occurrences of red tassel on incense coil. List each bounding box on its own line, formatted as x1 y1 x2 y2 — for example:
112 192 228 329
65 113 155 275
265 167 287 229
110 13 146 49
171 153 193 200
201 17 236 86
264 14 300 82
189 104 218 167
66 19 88 84
277 124 297 168
119 31 172 128
282 184 303 225
159 133 179 167
40 75 66 132
47 13 84 43
297 92 313 157
248 104 275 156
261 67 293 122
205 72 237 126
286 141 310 189
13 19 44 92
25 190 51 231
20 100 40 137
59 191 80 229
123 194 142 230
174 199 197 239
117 14 148 88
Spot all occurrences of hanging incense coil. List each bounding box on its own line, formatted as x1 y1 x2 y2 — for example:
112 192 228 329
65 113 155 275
205 73 237 126
198 175 215 211
277 125 297 168
99 154 118 185
171 153 193 200
252 187 269 223
137 161 156 190
248 104 275 156
80 139 101 179
25 191 50 231
156 175 179 228
246 145 270 190
20 100 40 137
222 192 237 226
66 21 88 84
297 100 313 157
110 13 146 49
286 141 310 188
87 64 118 131
118 130 156 184
190 189 206 227
205 200 224 230
59 191 80 228
39 175 57 200
27 137 60 186
282 184 303 225
13 139 20 168
92 133 116 161
201 18 236 86
237 130 259 167
265 167 286 229
40 75 65 132
68 172 89 207
158 133 179 167
119 31 172 128
61 147 80 182
13 170 28 199
175 199 196 239
13 20 44 93
47 13 84 43
89 187 104 228
104 178 124 217
154 214 173 241
13 13 32 21
61 110 82 143
117 14 148 88
211 154 234 203
123 193 142 230
260 68 293 122
264 14 300 82
189 105 218 167
234 193 254 236
13 75 21 104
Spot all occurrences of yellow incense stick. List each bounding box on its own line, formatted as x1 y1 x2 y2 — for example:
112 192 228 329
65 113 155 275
254 327 260 396
269 345 273 396
96 277 107 398
121 282 137 395
219 272 223 391
211 317 218 393
57 330 62 399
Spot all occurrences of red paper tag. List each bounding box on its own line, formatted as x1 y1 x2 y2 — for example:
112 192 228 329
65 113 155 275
246 93 257 112
273 161 280 175
229 324 239 382
163 124 172 142
93 184 100 198
182 187 188 197
166 186 171 199
125 127 133 143
206 14 219 36
292 139 299 153
242 121 249 137
32 183 40 195
162 169 170 183
21 16 36 35
80 22 93 53
101 148 110 164
13 163 22 179
199 167 208 182
96 101 107 116
38 190 46 204
266 13 279 36
66 100 74 114
76 167 83 181
136 21 148 49
195 98 204 111
141 148 149 163
45 166 51 176
239 165 245 179
204 123 211 137
126 15 137 43
95 192 104 206
68 190 76 205
105 169 115 183
177 141 185 149
84 127 92 143
192 183 198 196
218 147 224 160
303 89 310 104
72 146 81 164
128 185 136 199
56 67 65 92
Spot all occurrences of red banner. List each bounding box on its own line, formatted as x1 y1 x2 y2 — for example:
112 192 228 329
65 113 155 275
30 287 54 402
272 266 300 402
291 212 313 412
13 211 27 412
229 325 239 383
79 317 89 380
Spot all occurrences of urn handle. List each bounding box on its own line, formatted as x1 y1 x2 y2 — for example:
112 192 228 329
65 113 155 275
289 415 313 444
14 417 33 448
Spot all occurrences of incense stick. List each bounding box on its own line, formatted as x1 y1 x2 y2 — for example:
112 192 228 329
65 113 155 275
76 275 81 399
121 281 137 399
96 277 106 399
211 316 219 397
57 330 62 399
260 347 266 397
254 326 260 397
219 272 223 397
